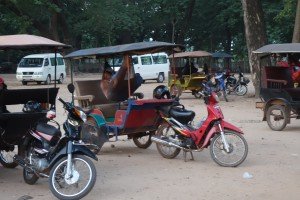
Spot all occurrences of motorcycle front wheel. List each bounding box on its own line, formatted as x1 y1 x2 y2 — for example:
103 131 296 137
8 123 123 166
155 123 181 159
210 131 248 167
235 85 247 96
49 155 96 200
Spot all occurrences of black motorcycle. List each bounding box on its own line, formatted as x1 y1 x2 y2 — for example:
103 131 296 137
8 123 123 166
14 85 98 200
225 72 250 96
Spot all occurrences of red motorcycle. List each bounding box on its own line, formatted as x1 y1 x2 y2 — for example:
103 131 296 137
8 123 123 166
151 84 248 167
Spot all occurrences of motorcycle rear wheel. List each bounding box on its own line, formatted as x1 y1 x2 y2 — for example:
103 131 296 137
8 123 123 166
0 145 19 168
210 131 248 167
49 154 96 200
155 123 181 159
235 85 247 96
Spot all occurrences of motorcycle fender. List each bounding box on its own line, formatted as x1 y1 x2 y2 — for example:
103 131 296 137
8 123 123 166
89 113 106 127
200 126 218 148
221 120 243 134
200 121 243 148
48 145 98 169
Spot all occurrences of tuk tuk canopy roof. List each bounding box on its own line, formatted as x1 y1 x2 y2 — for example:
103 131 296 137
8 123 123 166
0 34 70 50
64 41 184 59
212 52 233 58
169 50 212 58
253 43 300 54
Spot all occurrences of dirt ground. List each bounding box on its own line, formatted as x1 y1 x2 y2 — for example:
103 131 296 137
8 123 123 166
0 73 299 200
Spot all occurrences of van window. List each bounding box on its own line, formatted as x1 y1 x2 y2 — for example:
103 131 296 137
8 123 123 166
50 57 64 66
57 57 64 65
133 57 138 65
19 58 43 68
44 58 49 66
50 58 56 66
141 56 152 65
153 55 167 64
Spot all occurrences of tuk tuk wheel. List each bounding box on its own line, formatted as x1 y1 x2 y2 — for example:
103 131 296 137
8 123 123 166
132 132 153 149
266 105 288 131
170 84 182 98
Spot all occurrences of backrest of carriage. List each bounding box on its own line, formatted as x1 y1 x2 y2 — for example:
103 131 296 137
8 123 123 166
0 88 59 146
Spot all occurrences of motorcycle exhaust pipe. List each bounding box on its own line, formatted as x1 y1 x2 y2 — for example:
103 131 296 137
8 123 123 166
151 136 186 150
13 155 36 174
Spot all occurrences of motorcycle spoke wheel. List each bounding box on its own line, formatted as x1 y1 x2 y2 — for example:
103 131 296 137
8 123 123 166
0 146 18 168
155 123 181 159
132 132 153 149
49 155 96 200
210 131 248 167
235 85 247 96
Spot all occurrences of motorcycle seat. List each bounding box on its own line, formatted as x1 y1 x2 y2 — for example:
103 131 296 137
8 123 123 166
169 107 195 124
36 123 61 136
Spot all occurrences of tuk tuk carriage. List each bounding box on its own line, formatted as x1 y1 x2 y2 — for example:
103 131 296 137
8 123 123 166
254 43 300 131
168 51 211 98
0 34 69 168
64 41 184 150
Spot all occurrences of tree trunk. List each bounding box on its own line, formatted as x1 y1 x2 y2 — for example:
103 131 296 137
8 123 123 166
177 0 196 44
241 0 267 97
293 0 300 42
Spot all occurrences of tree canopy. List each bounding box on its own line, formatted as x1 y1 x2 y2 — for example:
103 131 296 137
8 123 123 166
0 0 298 59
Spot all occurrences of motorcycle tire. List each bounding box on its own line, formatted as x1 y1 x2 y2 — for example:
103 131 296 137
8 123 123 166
0 145 19 168
235 85 247 96
49 154 96 200
23 145 39 185
210 131 248 167
155 122 181 159
132 132 153 149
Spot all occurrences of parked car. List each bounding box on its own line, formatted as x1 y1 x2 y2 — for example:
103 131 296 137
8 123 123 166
16 53 66 85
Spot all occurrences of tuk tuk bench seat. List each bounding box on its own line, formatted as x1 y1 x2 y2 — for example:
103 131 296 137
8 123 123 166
74 79 121 118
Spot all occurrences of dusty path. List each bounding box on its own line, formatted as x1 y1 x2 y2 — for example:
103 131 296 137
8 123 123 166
0 74 299 200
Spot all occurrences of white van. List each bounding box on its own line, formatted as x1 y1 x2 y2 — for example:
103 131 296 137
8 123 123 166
133 53 169 83
110 52 169 83
16 53 66 85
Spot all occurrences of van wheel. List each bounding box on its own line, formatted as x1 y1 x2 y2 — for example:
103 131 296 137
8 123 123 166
58 74 64 84
22 81 27 85
37 81 42 85
44 75 51 85
157 73 164 83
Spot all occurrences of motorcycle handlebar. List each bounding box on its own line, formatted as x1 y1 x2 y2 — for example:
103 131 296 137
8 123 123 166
57 97 71 110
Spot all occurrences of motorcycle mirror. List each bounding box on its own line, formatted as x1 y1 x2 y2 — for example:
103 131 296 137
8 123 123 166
67 83 75 94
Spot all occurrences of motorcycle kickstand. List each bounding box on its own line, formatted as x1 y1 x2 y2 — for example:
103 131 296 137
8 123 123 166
183 150 194 162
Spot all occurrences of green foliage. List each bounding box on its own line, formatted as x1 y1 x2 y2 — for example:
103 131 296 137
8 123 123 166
0 0 298 59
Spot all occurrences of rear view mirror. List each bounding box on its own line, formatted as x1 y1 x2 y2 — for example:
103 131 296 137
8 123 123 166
67 83 75 94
